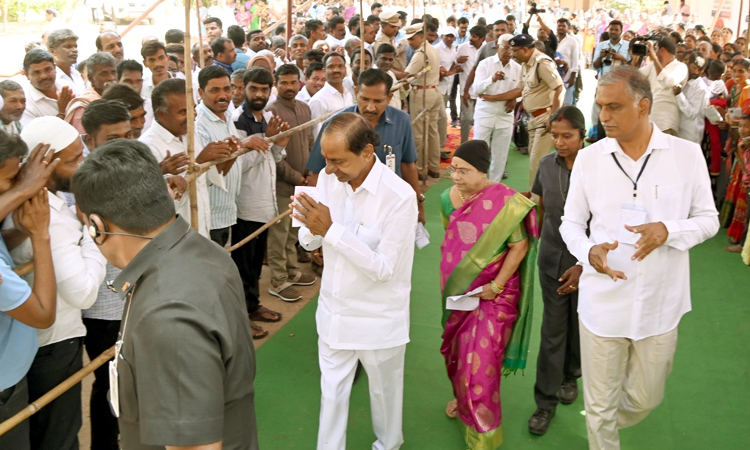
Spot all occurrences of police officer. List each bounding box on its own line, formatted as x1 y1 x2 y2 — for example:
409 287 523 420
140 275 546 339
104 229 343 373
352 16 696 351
404 23 442 179
510 34 564 190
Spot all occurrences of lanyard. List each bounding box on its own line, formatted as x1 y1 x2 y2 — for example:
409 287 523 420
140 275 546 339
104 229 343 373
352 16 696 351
611 153 651 198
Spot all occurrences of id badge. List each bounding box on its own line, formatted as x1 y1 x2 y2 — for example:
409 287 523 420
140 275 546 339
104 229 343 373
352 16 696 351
386 153 396 172
108 359 120 417
617 203 648 246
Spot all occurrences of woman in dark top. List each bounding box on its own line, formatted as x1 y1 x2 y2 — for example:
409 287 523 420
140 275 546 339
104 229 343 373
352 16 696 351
528 106 586 436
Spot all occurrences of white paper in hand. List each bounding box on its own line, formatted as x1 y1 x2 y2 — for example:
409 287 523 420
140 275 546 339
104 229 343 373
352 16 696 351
292 186 321 228
415 222 430 249
446 286 483 311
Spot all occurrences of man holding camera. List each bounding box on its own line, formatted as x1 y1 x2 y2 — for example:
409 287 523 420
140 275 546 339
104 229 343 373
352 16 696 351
639 37 688 136
592 20 629 76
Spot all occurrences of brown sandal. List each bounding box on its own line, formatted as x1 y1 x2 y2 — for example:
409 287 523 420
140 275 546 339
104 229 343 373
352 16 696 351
249 305 282 323
249 321 269 340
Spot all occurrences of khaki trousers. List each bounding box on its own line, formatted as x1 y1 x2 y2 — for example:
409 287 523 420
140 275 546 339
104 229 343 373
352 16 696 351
410 88 443 173
580 320 678 450
266 193 299 287
527 111 554 190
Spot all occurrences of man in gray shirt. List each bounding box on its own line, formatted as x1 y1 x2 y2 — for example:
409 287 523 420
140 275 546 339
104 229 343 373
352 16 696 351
71 139 257 450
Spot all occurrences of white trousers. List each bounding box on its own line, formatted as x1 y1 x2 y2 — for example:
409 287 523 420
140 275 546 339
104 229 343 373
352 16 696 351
474 121 513 182
317 339 406 450
580 320 678 450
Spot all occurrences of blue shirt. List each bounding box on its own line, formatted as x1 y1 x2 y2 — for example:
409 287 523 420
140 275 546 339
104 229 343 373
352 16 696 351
232 48 250 72
306 105 417 177
0 238 37 390
593 40 630 76
212 59 234 75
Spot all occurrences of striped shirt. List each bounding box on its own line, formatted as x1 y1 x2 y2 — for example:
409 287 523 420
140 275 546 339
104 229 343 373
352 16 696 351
195 102 243 230
83 263 124 321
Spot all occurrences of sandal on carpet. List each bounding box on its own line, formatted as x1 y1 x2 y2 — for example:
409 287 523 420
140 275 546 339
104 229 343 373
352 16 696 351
446 399 458 419
249 306 282 323
268 283 302 302
249 321 269 340
289 271 317 286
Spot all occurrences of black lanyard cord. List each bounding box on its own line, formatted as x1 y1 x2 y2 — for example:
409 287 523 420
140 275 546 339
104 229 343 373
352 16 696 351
611 153 652 198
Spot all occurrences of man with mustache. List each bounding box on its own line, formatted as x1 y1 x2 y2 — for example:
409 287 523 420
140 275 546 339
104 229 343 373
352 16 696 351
266 64 317 303
15 117 107 450
95 30 124 64
232 67 290 337
246 29 268 59
296 62 326 104
309 52 354 137
0 80 26 135
342 48 372 100
141 41 171 100
21 49 74 126
191 42 215 70
211 37 238 75
64 52 118 133
47 29 85 95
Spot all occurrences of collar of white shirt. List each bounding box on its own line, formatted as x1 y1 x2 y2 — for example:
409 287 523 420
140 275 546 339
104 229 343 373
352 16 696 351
355 155 384 196
48 190 67 212
150 119 182 145
604 122 670 159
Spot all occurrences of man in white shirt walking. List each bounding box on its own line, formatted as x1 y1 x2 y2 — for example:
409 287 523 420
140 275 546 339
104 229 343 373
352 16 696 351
457 26 487 143
293 112 416 450
474 34 521 181
436 26 459 160
639 37 688 135
16 117 108 450
560 66 719 450
674 53 710 144
47 29 85 95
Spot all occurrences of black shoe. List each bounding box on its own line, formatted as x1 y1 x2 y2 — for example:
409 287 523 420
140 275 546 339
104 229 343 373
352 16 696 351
528 407 556 436
559 379 578 404
440 151 450 161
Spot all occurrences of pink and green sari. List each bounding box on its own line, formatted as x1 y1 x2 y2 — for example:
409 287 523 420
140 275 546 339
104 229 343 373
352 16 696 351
439 183 538 450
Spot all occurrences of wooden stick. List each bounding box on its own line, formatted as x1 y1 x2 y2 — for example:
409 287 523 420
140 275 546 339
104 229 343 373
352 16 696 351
120 0 165 38
359 0 366 72
227 210 291 253
0 346 115 438
421 5 428 185
390 66 431 92
196 0 205 69
286 0 293 61
184 0 198 231
185 110 337 183
711 0 728 32
12 260 33 277
411 108 428 125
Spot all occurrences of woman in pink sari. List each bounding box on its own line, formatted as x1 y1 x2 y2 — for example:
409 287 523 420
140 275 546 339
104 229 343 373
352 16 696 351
440 141 538 449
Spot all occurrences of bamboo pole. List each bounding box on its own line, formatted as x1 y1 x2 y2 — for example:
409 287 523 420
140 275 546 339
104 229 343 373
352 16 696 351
410 108 428 125
711 0 728 32
0 346 115 438
186 110 337 183
421 1 427 185
359 0 366 72
184 1 198 231
287 0 293 61
746 1 750 57
12 261 33 277
196 0 205 69
227 210 292 252
390 66 431 91
120 0 165 38
738 0 745 41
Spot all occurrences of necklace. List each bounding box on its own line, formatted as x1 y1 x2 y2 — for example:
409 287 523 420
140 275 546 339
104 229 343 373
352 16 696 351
458 180 490 204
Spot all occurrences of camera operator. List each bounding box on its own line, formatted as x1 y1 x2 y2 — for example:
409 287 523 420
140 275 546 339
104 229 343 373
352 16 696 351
638 36 688 136
592 20 629 76
523 7 557 60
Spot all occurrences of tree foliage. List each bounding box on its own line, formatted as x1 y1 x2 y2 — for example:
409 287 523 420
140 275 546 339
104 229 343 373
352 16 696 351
605 0 665 14
3 0 73 21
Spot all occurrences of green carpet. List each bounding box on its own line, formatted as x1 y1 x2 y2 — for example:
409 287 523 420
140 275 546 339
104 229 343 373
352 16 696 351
254 147 750 449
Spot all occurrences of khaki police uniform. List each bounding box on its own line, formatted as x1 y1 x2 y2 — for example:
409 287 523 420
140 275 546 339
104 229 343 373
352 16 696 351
516 48 564 188
406 39 442 174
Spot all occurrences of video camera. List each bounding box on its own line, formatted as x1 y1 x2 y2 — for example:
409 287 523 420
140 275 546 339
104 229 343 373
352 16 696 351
529 2 545 15
630 33 661 57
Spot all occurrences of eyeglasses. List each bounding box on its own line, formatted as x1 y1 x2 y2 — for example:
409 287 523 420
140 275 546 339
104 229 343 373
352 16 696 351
447 166 473 178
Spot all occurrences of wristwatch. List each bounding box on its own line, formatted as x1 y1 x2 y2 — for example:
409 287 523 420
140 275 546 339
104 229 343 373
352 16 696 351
418 193 426 203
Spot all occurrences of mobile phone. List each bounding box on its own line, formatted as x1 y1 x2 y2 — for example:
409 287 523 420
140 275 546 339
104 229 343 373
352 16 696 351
729 107 742 119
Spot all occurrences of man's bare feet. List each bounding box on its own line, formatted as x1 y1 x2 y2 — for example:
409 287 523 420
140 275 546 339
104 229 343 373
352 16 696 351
725 244 743 253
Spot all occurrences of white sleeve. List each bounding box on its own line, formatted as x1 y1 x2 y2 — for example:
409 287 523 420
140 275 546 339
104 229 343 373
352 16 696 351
675 84 709 121
473 59 494 95
52 225 107 310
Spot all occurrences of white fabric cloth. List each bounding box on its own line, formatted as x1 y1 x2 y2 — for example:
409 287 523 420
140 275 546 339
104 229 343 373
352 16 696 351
56 66 85 96
556 34 581 84
676 78 710 144
20 80 70 126
139 120 217 238
435 40 456 95
9 191 107 347
299 157 417 350
342 76 355 101
639 59 688 132
235 110 288 223
560 125 719 340
308 82 354 137
580 320 678 450
317 339 405 450
473 55 521 126
325 34 347 51
475 124 513 182
295 85 313 104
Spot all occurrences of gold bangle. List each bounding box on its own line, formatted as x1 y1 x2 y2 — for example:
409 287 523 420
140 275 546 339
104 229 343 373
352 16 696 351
490 280 504 294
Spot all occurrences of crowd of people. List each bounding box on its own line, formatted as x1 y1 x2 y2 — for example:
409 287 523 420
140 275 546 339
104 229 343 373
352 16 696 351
0 1 745 450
